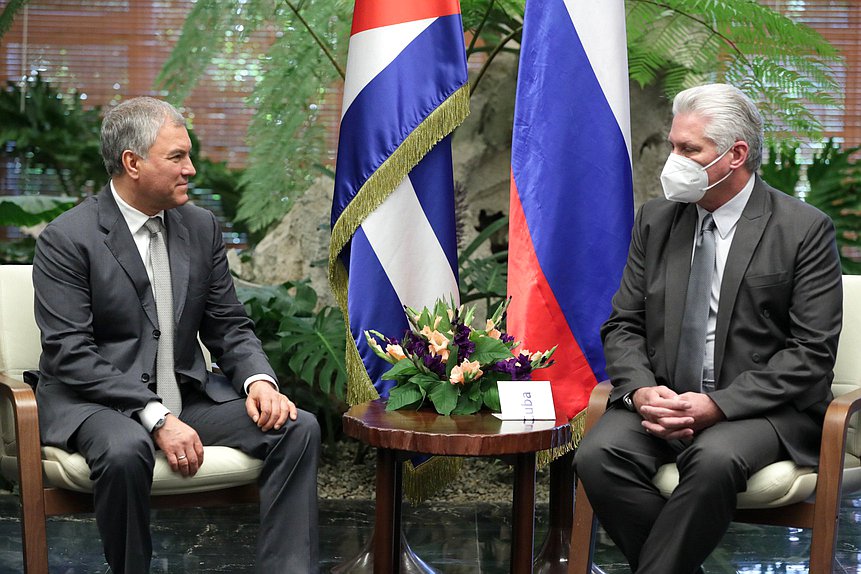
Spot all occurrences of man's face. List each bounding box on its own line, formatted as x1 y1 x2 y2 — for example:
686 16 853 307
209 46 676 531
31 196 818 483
666 112 730 186
135 120 196 214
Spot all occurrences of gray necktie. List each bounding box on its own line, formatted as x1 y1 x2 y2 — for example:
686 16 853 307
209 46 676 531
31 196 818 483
674 214 716 393
145 217 182 414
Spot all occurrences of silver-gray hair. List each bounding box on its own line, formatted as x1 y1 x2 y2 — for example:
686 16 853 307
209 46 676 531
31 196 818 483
100 97 186 176
672 83 764 172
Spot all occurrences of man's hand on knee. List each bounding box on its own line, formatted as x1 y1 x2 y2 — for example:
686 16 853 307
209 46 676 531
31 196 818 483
152 415 205 477
246 380 298 432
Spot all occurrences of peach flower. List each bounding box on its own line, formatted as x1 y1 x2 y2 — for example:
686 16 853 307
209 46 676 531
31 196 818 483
485 319 501 340
449 360 483 385
386 344 406 361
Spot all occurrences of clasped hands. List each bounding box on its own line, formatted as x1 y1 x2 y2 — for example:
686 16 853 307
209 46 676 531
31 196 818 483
631 385 725 441
152 380 298 477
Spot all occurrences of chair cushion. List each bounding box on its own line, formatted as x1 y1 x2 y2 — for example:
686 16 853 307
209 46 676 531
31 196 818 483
653 460 819 509
2 445 263 496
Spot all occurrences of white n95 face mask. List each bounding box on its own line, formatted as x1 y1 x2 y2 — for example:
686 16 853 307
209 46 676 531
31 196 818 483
660 147 733 203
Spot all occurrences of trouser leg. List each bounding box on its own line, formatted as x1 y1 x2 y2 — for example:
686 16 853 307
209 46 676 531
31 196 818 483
635 417 784 574
575 407 677 570
181 390 321 573
73 409 155 574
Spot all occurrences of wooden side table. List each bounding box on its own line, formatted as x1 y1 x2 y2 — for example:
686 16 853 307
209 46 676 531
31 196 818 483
343 399 572 574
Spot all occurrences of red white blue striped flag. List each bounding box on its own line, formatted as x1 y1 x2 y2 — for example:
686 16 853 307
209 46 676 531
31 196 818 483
329 0 469 406
507 0 634 422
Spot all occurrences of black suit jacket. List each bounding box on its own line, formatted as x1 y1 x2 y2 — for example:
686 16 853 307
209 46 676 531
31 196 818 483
602 176 843 466
33 185 276 448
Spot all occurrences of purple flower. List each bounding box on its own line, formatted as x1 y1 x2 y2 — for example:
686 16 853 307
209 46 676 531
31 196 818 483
491 353 533 381
453 324 475 363
500 332 515 344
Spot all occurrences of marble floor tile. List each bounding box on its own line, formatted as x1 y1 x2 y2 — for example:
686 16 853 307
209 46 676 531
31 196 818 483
0 494 858 572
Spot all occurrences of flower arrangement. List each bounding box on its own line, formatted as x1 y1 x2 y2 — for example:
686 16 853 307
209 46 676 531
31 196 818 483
365 298 556 415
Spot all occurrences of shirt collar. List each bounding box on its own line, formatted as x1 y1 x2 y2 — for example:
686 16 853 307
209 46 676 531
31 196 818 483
110 181 165 235
696 173 755 239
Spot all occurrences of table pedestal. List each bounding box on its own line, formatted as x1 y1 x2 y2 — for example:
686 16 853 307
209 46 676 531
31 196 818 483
342 400 571 574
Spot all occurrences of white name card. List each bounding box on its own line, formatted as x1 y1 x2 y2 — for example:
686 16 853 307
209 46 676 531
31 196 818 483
493 380 556 421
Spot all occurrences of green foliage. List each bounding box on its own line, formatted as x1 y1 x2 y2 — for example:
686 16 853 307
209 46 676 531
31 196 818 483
0 195 77 227
0 0 29 39
0 75 105 196
760 140 861 274
157 0 352 234
235 280 348 442
459 215 508 308
626 0 840 140
157 0 841 234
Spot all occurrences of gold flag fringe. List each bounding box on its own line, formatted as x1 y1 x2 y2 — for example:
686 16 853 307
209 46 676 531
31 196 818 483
329 83 470 408
536 408 588 469
403 456 464 505
328 84 470 504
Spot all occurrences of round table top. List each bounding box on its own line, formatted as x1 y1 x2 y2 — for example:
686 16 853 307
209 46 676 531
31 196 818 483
342 399 572 456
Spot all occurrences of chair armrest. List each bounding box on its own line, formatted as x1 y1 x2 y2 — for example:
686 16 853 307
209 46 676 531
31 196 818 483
584 380 613 435
815 387 861 494
0 371 47 500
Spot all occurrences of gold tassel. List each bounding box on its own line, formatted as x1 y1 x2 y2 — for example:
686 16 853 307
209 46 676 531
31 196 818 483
536 408 588 469
403 456 464 505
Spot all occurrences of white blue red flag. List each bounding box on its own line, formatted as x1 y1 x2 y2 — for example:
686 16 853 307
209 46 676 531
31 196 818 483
507 0 634 422
329 0 469 406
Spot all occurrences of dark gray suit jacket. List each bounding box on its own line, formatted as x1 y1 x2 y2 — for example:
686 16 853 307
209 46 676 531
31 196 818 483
33 185 276 449
602 176 843 466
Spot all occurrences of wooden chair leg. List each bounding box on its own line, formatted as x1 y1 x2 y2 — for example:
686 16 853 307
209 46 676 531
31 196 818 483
569 478 597 574
3 378 51 573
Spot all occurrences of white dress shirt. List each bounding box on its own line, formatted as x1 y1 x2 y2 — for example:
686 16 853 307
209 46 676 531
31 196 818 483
110 183 276 431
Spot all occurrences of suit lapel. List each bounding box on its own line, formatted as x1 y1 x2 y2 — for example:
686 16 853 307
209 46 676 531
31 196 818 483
98 186 159 328
664 203 697 381
713 177 772 384
165 209 190 324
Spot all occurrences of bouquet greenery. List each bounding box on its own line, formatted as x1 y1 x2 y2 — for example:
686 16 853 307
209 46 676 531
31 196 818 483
365 298 555 415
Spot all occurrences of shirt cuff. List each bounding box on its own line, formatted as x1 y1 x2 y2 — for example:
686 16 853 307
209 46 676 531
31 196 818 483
139 400 171 433
243 374 278 395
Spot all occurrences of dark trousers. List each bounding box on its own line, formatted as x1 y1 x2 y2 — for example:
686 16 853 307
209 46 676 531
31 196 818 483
574 406 784 574
73 387 320 574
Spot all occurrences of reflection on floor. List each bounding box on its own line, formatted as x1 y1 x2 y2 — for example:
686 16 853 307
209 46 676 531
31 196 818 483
0 494 858 573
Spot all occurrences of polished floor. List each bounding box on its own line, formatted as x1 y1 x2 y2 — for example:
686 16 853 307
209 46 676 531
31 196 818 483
0 493 859 572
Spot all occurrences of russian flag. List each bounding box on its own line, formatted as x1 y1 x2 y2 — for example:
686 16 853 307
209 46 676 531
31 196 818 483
507 0 634 421
329 0 469 406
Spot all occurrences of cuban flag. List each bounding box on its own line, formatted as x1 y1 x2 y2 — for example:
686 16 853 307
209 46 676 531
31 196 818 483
507 0 634 421
329 0 469 405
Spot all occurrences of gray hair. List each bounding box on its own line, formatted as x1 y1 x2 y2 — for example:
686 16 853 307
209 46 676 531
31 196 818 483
100 97 186 176
672 83 764 172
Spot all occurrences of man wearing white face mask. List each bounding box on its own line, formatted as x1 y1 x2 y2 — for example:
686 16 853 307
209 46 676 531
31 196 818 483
575 83 842 574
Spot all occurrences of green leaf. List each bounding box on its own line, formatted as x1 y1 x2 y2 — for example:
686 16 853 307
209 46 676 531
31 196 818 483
452 393 482 415
386 383 424 411
380 359 421 380
0 196 77 227
471 336 515 364
412 373 443 394
482 383 501 412
429 382 460 415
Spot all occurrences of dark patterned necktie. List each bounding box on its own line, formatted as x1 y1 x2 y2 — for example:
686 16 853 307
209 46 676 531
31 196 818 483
144 217 182 414
674 214 716 393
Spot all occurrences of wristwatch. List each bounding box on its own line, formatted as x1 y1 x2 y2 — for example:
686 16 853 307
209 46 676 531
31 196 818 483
621 391 636 412
152 416 167 433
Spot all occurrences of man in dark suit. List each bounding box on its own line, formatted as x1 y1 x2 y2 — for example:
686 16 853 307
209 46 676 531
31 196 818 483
33 97 319 573
575 83 842 573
